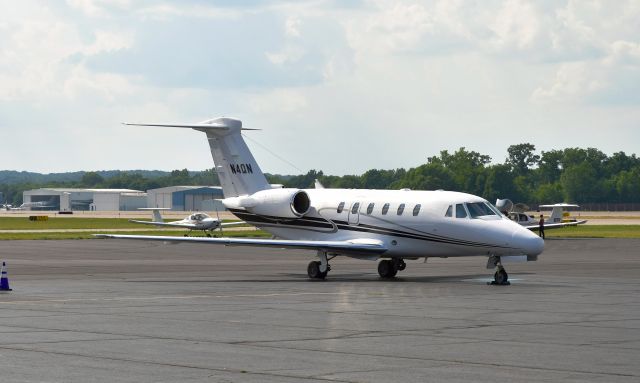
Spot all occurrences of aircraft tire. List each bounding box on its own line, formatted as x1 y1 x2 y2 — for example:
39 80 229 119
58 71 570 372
397 259 406 271
307 261 326 280
494 269 509 285
378 260 398 278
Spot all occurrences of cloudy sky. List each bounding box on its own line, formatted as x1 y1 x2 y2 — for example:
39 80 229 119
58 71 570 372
1 0 639 175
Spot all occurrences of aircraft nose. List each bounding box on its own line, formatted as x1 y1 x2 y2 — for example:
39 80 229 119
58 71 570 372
512 229 544 256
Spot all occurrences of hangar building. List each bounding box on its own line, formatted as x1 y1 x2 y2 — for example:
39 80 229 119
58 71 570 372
22 188 147 212
146 186 225 211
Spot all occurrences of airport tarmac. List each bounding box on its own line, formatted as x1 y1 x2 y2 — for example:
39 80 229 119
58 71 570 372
0 238 639 382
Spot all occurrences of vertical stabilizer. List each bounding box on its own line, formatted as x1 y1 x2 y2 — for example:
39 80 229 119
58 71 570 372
202 118 270 197
125 118 271 198
152 209 163 223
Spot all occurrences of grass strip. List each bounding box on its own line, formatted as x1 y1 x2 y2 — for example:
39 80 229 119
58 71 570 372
0 217 246 230
545 225 640 239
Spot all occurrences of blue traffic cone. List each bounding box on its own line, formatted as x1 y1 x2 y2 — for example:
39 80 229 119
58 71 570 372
1 262 12 291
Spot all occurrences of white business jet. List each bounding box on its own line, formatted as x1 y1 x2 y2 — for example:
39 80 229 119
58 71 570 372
97 117 544 285
129 208 246 236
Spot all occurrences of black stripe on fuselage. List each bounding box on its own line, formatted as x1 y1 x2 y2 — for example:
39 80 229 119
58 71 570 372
229 209 513 250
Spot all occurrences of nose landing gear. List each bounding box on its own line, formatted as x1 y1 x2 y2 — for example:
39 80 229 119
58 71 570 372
493 266 509 285
486 255 510 285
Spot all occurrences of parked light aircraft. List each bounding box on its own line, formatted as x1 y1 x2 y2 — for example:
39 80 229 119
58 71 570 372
1 202 52 211
129 208 246 236
496 199 587 230
97 117 544 285
18 198 57 210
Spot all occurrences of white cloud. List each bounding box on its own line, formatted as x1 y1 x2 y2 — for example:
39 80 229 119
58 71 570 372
531 62 601 102
265 45 305 65
134 4 243 21
532 39 640 103
66 0 132 17
1 0 639 174
488 0 541 50
248 89 308 114
285 16 301 37
346 2 433 56
0 3 134 102
82 30 134 55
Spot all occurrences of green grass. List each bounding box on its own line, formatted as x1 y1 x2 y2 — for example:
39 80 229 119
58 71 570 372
0 229 270 240
1 215 638 240
545 225 640 239
0 217 246 230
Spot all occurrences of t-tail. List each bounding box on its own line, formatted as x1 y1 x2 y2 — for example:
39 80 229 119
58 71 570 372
124 118 270 198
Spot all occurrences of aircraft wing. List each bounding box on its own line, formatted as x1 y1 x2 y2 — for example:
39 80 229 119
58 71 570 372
128 220 196 228
524 220 588 231
94 234 388 255
220 221 248 228
129 220 247 229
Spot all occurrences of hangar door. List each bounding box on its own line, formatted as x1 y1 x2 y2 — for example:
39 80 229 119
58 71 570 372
184 193 216 211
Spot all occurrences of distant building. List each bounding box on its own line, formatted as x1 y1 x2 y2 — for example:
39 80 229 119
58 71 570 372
22 188 147 211
146 186 225 211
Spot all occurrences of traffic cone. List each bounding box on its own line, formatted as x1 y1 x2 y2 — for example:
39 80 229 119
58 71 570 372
1 262 12 291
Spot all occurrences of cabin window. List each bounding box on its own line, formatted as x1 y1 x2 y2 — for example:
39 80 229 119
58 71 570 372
397 203 405 215
366 202 375 215
455 203 467 218
445 205 452 217
382 203 390 215
351 202 360 214
337 202 345 214
413 204 421 216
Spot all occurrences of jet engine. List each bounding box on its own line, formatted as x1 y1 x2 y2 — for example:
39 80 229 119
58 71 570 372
495 198 513 214
223 188 311 219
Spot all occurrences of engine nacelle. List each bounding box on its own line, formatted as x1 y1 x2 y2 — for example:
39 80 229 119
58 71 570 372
223 188 311 218
495 198 513 214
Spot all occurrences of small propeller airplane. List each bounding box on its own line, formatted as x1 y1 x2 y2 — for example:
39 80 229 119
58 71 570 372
97 117 545 285
496 199 587 230
129 208 246 237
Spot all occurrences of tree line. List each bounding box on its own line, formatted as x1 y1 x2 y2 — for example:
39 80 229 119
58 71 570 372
1 144 639 205
270 144 640 204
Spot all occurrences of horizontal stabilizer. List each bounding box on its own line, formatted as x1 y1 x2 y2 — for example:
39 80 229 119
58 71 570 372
123 120 259 131
138 208 171 211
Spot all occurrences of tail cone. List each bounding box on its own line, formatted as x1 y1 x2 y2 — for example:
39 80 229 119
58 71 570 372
1 262 12 291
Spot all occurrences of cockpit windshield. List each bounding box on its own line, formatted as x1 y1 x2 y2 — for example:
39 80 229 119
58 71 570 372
466 202 500 219
190 213 208 221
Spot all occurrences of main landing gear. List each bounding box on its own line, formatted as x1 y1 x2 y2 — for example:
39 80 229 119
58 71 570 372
377 258 406 279
307 251 333 280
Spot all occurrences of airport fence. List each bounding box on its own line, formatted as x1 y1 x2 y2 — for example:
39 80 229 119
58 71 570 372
579 203 640 212
531 203 640 212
